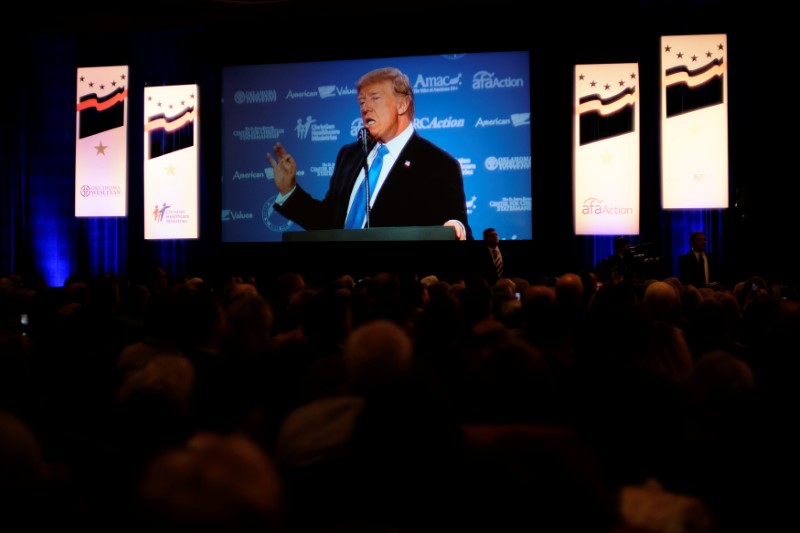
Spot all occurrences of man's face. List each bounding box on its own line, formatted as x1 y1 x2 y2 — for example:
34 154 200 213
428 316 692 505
484 230 499 247
692 233 706 251
359 80 408 143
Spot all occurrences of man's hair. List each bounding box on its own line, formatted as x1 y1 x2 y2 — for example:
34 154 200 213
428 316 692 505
357 67 415 119
483 227 498 238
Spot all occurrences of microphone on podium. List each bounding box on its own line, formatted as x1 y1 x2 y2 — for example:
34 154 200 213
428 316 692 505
359 126 373 156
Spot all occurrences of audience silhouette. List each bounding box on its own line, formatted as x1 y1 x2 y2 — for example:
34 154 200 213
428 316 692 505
0 264 791 532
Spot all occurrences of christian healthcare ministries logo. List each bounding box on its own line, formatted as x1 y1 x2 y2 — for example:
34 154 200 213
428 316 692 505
296 116 315 140
153 202 171 222
296 115 340 142
150 202 190 224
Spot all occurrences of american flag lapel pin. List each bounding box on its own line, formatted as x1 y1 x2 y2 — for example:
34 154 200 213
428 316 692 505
404 160 411 168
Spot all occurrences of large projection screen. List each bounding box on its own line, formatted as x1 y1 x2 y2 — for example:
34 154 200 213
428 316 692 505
221 51 531 242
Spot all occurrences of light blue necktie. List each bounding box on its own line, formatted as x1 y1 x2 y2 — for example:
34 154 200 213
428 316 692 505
345 144 388 229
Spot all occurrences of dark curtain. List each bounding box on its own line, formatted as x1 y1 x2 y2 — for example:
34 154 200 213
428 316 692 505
1 16 793 290
1 28 216 287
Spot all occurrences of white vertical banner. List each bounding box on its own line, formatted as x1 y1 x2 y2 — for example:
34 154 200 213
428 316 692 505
661 34 728 209
143 84 200 240
75 65 129 217
573 63 640 236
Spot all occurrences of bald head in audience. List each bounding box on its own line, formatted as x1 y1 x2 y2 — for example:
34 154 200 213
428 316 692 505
343 319 414 393
556 272 585 308
135 431 285 532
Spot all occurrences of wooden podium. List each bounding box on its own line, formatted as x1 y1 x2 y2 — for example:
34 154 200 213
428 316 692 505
281 226 457 242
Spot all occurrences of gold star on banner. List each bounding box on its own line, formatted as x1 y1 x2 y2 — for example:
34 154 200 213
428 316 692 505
166 163 176 175
95 142 107 155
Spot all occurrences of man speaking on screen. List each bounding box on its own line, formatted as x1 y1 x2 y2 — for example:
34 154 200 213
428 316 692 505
266 66 473 240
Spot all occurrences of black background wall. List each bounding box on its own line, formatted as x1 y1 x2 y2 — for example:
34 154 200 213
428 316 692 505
3 1 796 288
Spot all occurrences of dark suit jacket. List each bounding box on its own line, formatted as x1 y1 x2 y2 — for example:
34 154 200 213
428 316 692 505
275 131 473 240
474 245 500 285
677 249 718 288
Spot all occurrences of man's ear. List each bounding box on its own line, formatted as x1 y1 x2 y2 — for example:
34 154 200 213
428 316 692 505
397 98 409 115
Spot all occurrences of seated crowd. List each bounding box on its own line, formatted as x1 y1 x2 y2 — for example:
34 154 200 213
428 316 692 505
0 266 796 532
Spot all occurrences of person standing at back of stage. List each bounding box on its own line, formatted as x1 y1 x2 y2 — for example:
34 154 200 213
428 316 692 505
476 227 506 286
678 231 719 289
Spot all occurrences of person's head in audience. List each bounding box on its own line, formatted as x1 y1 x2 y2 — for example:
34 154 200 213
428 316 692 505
114 354 198 459
522 283 556 307
689 349 755 433
299 286 353 350
0 409 53 527
555 272 585 310
135 431 285 532
342 319 414 394
220 291 275 359
0 409 46 494
221 280 259 307
642 280 681 323
167 280 225 357
492 277 519 320
468 338 558 423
